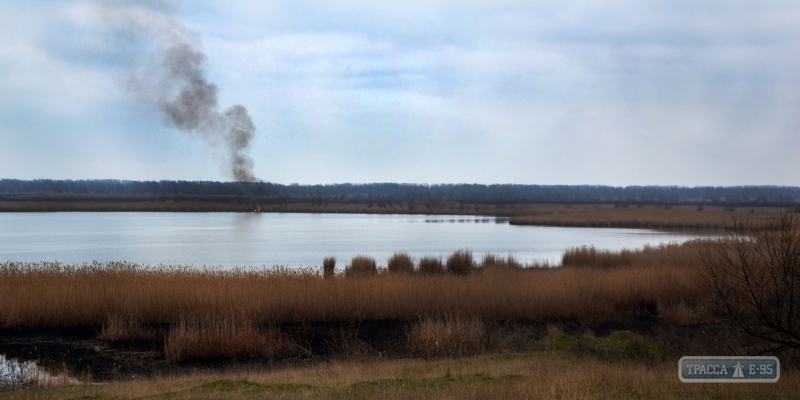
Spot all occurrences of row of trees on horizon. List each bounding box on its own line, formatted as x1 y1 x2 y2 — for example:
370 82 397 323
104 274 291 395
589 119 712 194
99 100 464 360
0 179 798 206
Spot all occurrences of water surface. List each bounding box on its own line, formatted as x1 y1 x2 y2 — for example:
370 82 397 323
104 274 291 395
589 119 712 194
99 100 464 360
0 212 704 268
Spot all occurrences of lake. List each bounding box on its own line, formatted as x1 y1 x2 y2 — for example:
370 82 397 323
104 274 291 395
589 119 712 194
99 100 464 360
0 212 706 268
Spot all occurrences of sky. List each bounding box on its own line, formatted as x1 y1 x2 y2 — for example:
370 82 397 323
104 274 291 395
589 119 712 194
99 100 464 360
0 1 798 186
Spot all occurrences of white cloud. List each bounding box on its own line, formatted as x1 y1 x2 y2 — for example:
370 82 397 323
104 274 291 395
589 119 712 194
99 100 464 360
0 0 799 184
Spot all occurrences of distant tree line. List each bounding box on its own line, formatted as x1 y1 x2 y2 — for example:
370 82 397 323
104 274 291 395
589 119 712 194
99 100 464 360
0 179 798 206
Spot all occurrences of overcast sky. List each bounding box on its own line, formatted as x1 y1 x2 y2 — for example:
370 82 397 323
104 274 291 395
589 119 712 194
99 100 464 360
0 1 798 186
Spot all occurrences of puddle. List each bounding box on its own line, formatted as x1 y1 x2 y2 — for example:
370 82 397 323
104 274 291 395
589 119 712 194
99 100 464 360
0 354 78 390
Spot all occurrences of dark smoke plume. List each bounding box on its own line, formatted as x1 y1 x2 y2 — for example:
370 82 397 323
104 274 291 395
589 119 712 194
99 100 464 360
105 2 258 182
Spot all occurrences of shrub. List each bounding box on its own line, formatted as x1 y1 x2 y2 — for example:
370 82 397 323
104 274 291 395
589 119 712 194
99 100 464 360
323 257 336 279
446 250 474 275
345 256 377 278
417 257 444 274
387 253 414 274
700 210 800 362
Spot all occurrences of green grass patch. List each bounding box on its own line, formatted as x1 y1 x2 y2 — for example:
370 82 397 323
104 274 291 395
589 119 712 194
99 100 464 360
193 379 315 393
346 373 522 394
483 352 535 361
546 331 666 363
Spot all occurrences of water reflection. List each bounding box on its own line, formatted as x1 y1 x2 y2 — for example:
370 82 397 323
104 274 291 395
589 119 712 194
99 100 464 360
0 355 77 390
0 212 708 268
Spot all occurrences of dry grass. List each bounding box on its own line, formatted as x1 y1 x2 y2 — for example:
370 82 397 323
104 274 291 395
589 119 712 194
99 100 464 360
5 352 800 399
511 204 784 229
387 253 414 274
322 257 336 279
418 257 444 274
405 317 487 359
562 240 704 269
480 254 524 269
445 250 475 275
99 315 160 341
4 201 785 226
0 243 705 328
344 256 378 278
0 244 712 365
164 315 286 363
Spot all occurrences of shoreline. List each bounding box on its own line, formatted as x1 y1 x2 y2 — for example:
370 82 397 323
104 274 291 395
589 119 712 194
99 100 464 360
0 200 786 229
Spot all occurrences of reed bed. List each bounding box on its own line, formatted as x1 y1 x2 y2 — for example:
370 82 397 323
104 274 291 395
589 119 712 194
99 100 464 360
164 315 286 363
405 317 487 359
0 246 704 328
510 204 782 229
561 240 703 269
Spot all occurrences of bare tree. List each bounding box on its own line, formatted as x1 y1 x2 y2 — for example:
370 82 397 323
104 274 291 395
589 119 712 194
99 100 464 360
700 210 800 361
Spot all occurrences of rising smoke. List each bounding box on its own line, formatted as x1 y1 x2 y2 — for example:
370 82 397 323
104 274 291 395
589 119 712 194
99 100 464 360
104 2 257 182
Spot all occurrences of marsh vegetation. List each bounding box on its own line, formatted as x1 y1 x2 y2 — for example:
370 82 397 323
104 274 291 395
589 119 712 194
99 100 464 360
2 210 799 396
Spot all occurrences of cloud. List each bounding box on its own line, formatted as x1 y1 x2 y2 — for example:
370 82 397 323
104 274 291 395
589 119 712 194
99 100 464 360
0 0 798 184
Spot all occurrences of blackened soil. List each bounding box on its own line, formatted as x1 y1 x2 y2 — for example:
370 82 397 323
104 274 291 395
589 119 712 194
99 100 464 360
0 326 166 381
0 319 711 383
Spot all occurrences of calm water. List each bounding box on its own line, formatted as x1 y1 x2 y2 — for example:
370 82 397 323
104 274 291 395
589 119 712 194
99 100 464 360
0 212 705 268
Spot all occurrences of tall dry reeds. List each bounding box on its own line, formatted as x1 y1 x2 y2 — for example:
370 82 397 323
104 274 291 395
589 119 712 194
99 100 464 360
99 315 160 342
344 256 377 278
509 204 780 229
446 250 474 275
0 243 705 328
323 257 336 279
418 257 444 274
387 253 414 274
405 317 487 359
562 246 633 268
164 314 286 363
480 254 524 269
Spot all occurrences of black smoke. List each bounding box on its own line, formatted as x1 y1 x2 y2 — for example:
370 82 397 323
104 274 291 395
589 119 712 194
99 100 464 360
105 2 258 182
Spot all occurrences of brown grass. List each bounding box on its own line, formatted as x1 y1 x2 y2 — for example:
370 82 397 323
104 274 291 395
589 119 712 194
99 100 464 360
0 244 714 364
387 253 414 274
405 317 487 359
417 257 444 274
510 204 783 229
323 257 336 279
0 243 705 328
344 256 378 278
6 352 800 399
4 201 785 226
164 314 286 363
480 254 524 269
98 315 160 341
445 250 475 275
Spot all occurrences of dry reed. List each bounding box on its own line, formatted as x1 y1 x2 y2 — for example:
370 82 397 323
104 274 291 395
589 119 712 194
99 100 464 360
387 253 414 274
322 257 336 279
405 317 487 359
344 256 377 278
446 250 474 275
99 315 160 341
0 243 705 328
164 314 286 363
417 257 444 274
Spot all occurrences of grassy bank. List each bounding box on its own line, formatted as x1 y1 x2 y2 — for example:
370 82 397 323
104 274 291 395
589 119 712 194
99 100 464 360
509 204 783 229
1 200 787 229
5 352 798 399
